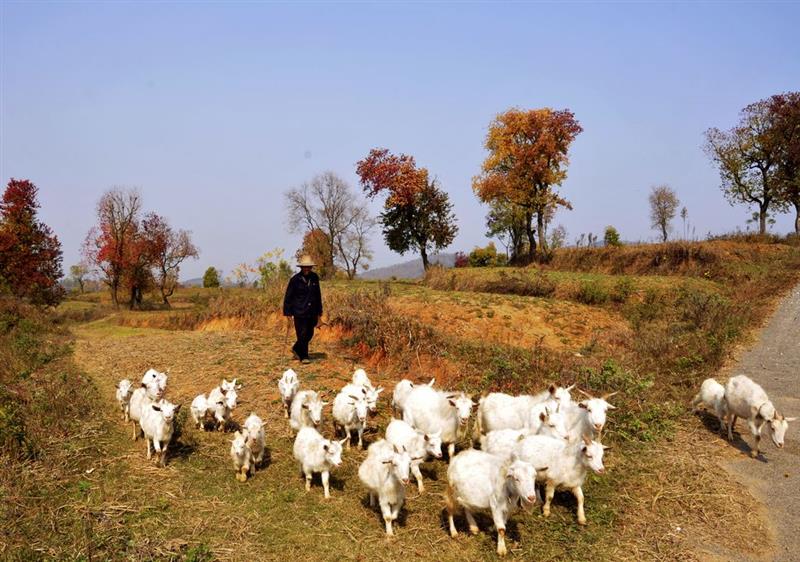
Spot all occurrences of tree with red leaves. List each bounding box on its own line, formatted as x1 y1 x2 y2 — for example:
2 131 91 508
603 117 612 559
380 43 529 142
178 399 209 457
356 148 457 271
84 188 197 309
473 108 583 262
768 92 800 233
0 179 64 306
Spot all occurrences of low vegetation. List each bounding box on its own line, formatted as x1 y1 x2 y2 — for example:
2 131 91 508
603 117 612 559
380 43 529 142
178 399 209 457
2 238 798 560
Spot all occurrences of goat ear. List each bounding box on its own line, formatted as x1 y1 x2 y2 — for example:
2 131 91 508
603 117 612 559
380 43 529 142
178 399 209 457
141 383 147 388
786 417 798 422
548 384 557 395
578 402 588 410
115 383 119 389
448 399 456 407
537 466 549 472
539 412 546 422
174 404 181 413
424 434 429 442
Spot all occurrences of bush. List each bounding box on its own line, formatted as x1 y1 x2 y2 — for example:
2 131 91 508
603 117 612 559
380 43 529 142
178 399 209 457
611 277 635 303
485 270 556 298
202 267 221 288
604 226 622 247
576 280 609 305
468 243 507 267
454 252 469 268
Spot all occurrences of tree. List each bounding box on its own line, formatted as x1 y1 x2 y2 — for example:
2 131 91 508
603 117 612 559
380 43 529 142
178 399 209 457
0 179 64 305
468 243 506 267
83 188 142 307
473 108 583 262
256 249 291 288
356 148 458 270
485 199 528 262
648 185 680 242
285 172 375 279
604 226 622 247
141 213 199 307
768 92 800 233
297 228 335 279
203 267 221 288
69 263 89 293
548 224 568 250
680 207 689 240
704 99 786 234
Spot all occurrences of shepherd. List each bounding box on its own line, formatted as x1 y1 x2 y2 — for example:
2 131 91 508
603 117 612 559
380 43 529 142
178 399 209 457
283 255 323 364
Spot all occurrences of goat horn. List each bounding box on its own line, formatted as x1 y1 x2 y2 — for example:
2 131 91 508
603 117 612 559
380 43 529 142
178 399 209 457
602 391 619 400
565 384 576 391
577 389 595 399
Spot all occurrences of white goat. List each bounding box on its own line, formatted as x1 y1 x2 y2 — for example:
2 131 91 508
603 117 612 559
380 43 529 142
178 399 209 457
516 434 608 525
292 427 346 498
358 439 412 536
332 388 370 449
392 378 434 418
140 399 181 467
206 385 238 431
403 385 475 459
385 418 443 492
243 413 267 469
278 369 300 418
446 449 540 556
351 368 372 387
230 429 254 482
480 406 571 459
115 379 133 422
129 377 163 441
474 384 574 437
566 389 618 439
289 390 327 432
691 378 728 433
725 375 795 458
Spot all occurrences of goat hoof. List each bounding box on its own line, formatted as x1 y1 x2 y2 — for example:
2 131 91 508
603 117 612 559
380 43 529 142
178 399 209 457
578 518 587 526
469 526 479 535
750 450 759 458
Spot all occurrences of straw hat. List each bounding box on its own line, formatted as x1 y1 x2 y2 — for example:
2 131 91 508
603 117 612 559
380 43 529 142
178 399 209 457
297 255 316 267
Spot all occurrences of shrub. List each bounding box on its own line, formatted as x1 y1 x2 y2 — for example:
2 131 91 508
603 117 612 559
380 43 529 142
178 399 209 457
485 270 556 297
604 226 622 247
454 251 469 268
576 280 609 305
202 267 221 288
468 243 507 267
611 277 635 303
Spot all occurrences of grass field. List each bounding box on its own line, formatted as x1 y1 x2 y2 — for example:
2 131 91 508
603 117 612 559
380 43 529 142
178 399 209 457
2 239 798 560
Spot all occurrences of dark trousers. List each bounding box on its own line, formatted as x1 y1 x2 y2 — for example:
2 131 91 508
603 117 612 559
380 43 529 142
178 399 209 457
292 316 317 360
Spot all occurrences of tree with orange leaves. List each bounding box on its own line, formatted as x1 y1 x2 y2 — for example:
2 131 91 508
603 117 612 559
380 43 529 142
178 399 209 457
473 108 582 262
356 148 457 271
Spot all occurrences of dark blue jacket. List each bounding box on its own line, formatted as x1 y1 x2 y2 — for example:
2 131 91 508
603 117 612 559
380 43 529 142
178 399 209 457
283 271 323 318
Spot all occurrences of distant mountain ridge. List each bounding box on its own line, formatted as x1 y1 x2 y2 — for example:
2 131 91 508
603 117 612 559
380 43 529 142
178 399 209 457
359 253 457 280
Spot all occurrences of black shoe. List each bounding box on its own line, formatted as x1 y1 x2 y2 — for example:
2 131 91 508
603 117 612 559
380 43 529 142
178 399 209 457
300 358 311 365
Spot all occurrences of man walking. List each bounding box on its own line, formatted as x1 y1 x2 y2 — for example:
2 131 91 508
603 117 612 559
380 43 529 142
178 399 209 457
283 255 323 364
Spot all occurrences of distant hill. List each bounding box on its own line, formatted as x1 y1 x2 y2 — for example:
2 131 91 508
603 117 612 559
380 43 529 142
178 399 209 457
182 277 204 287
359 253 457 280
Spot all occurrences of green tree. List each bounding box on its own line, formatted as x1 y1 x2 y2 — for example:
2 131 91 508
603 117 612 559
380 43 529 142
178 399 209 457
69 263 89 293
704 99 786 234
202 267 220 288
604 226 622 247
356 148 458 270
468 242 507 267
648 185 680 242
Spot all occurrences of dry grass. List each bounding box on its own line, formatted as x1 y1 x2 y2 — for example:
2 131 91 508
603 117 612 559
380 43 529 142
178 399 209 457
55 319 765 561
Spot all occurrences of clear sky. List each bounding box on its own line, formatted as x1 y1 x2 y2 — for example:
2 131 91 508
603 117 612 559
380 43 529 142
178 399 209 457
2 1 799 280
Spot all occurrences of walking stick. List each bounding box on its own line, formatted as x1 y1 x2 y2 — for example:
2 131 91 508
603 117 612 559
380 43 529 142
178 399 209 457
284 316 292 351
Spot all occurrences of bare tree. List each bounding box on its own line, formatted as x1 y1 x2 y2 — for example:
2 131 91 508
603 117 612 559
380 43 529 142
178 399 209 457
142 213 199 307
285 172 374 278
649 184 680 242
336 206 376 279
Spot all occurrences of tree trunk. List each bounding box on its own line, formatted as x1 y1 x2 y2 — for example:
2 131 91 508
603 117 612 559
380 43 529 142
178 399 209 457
536 210 548 260
420 245 429 271
161 290 171 309
794 201 800 234
759 204 768 235
78 279 84 293
524 211 537 263
661 222 668 243
110 279 119 308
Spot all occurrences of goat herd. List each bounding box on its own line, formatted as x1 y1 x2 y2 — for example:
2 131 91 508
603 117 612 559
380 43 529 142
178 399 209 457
113 368 794 557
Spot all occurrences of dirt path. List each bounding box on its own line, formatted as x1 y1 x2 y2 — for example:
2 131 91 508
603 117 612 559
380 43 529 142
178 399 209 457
712 285 800 561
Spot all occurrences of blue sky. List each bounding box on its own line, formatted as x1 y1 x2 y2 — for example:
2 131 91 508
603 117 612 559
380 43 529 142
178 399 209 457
2 2 799 280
